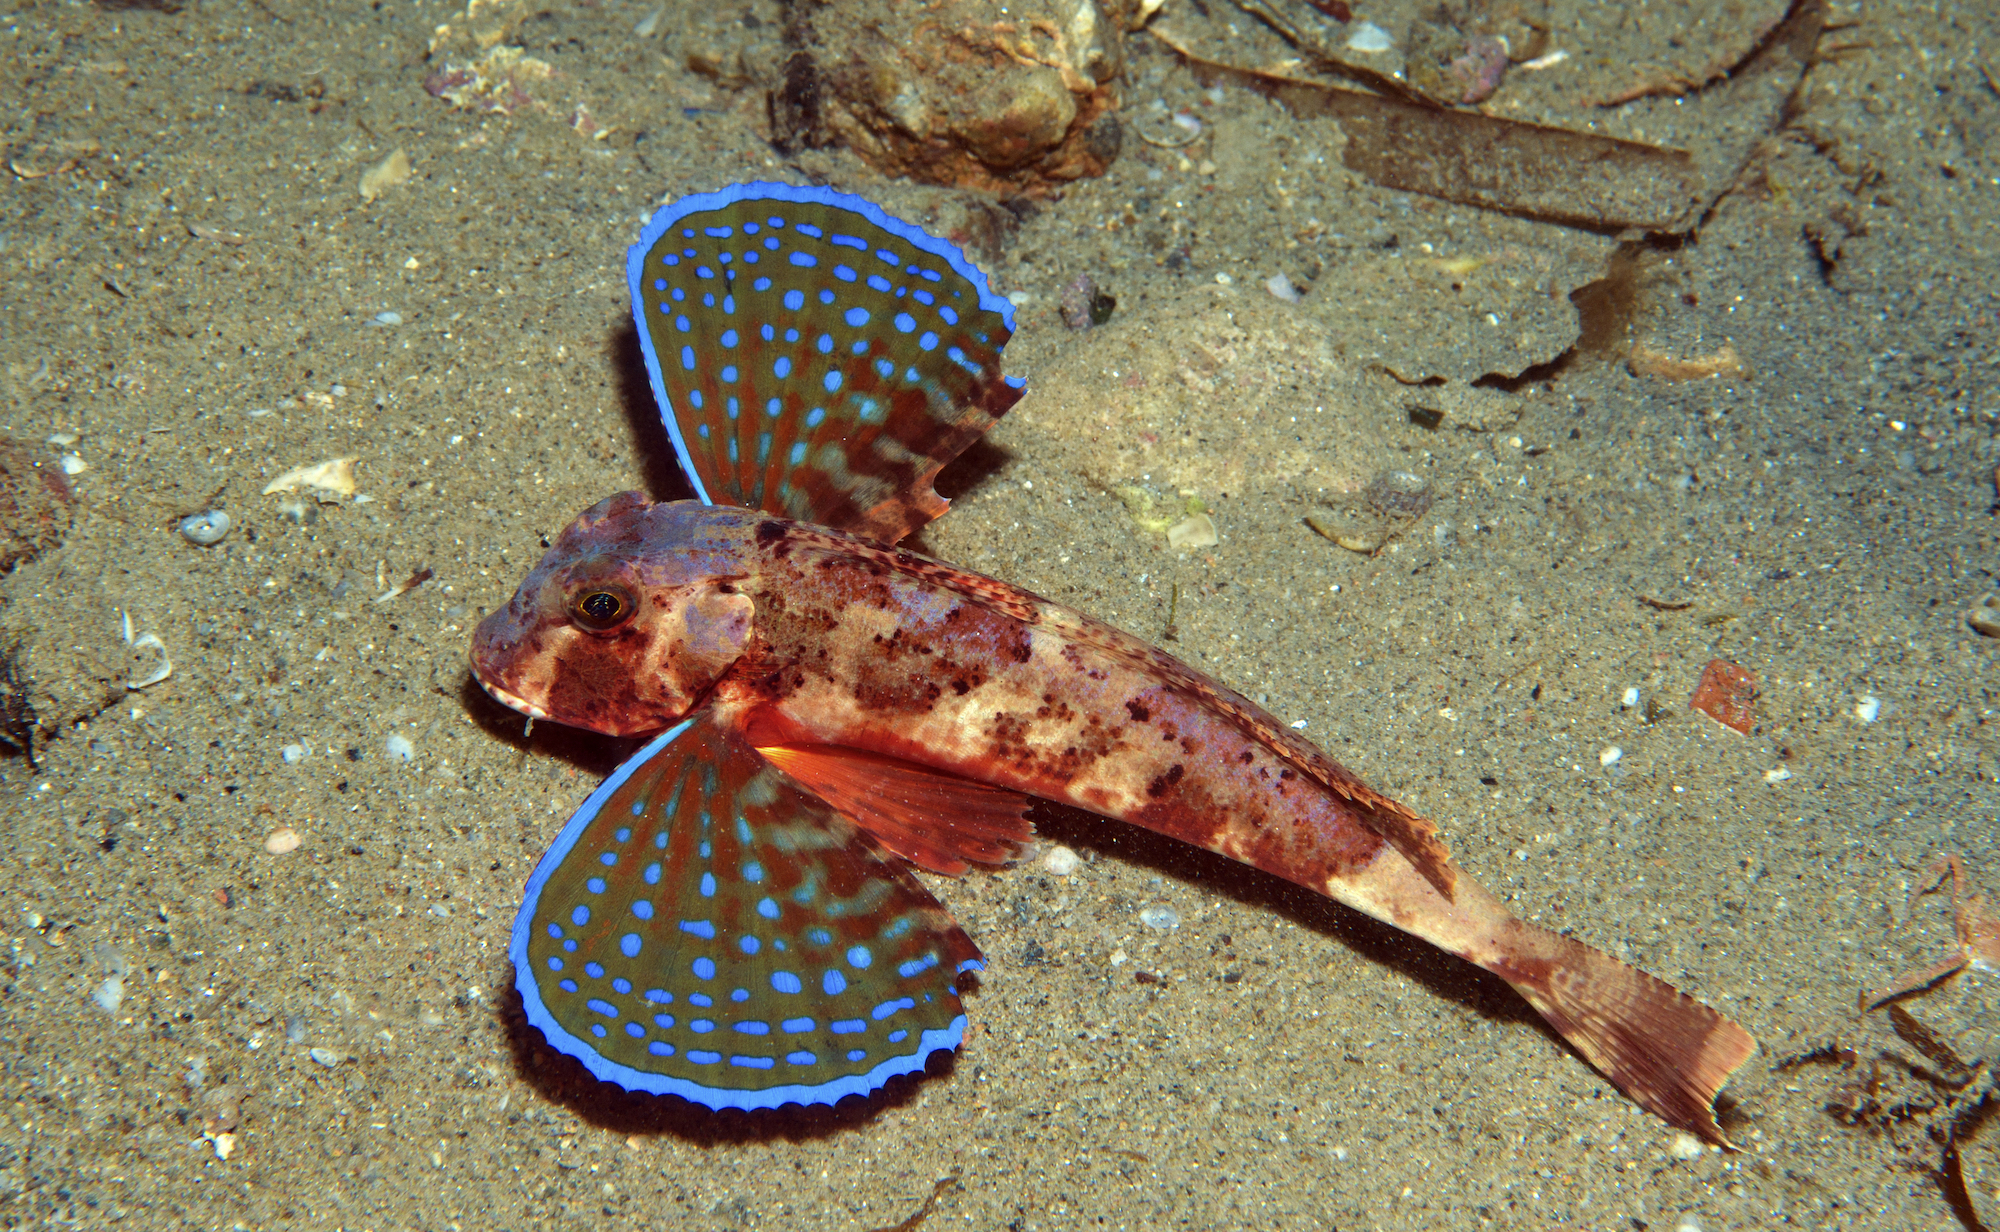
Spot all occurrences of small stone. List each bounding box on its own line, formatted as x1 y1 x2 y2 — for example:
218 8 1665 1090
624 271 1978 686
1854 695 1881 724
1166 512 1218 550
264 827 302 855
211 1131 238 1161
1264 272 1302 304
177 509 230 545
1966 593 2000 638
284 1013 307 1044
1764 766 1793 783
91 975 126 1013
1346 21 1393 53
1689 659 1758 734
308 1047 343 1068
1139 904 1180 930
1667 1131 1705 1160
281 743 306 764
385 733 415 762
368 311 404 328
1621 687 1640 708
1041 845 1081 876
1599 746 1622 767
1060 274 1098 330
358 148 412 203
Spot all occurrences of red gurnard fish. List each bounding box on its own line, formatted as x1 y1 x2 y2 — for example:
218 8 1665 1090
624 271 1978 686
472 182 1756 1140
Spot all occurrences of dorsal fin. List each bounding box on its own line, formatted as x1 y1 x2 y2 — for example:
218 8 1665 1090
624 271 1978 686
627 181 1024 544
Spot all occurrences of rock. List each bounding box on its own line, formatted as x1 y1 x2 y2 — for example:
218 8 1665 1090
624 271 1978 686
775 0 1126 194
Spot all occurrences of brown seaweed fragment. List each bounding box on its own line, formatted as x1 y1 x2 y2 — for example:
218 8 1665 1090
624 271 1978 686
1151 25 1702 232
1862 854 2000 1012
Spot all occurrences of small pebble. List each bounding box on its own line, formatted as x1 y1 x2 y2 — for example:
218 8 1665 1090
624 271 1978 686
1346 20 1393 52
1264 272 1302 304
92 975 126 1013
284 1013 307 1044
1041 845 1081 876
264 826 302 854
1667 1131 1705 1160
1764 766 1793 783
1059 274 1115 329
178 510 231 545
281 742 306 764
1599 746 1622 767
385 733 415 762
1621 687 1640 708
1139 904 1180 930
368 310 404 327
1853 695 1881 724
1968 593 2000 638
358 148 411 203
308 1047 344 1068
1166 512 1219 550
60 453 88 476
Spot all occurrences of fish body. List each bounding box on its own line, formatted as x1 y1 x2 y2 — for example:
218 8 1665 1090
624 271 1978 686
472 181 1754 1136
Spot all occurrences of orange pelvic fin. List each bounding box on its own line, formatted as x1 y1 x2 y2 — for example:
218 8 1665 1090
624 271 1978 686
758 743 1036 876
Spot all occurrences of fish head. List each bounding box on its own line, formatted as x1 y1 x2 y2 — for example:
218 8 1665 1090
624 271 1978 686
472 493 758 736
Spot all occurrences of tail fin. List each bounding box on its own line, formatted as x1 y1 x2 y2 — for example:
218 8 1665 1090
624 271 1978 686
1489 923 1756 1146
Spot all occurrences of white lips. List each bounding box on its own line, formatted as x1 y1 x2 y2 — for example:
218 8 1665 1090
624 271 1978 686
478 676 550 720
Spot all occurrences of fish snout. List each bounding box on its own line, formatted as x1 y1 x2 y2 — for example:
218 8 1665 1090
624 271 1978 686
469 606 550 718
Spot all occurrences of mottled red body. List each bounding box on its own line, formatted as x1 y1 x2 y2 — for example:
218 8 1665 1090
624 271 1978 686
474 494 1755 1142
717 516 1440 899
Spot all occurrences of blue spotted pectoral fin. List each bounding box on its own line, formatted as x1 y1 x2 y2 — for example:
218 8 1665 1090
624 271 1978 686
625 181 1024 543
510 712 983 1113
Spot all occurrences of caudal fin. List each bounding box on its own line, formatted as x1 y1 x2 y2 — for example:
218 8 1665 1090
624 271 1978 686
1490 924 1756 1146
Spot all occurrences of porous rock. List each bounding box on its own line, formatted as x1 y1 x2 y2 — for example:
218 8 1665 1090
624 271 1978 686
775 0 1130 195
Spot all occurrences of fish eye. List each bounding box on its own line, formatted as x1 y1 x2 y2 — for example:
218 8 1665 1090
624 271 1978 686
571 584 636 632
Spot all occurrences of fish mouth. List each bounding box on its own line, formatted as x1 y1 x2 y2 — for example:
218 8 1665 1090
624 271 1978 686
477 675 551 721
